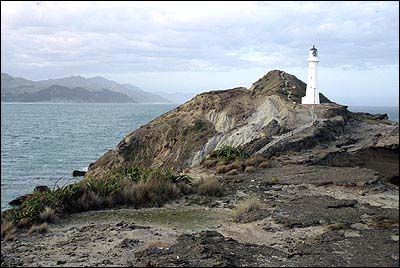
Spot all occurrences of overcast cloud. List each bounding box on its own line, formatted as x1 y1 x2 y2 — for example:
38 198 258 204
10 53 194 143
1 1 399 105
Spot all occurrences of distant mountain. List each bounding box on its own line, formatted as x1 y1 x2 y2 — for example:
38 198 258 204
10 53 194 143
1 73 171 103
4 85 134 103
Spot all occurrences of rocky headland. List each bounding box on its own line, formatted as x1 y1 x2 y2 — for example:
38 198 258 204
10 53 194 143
1 70 399 267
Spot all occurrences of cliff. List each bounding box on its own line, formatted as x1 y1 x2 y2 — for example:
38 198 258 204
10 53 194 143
85 70 398 180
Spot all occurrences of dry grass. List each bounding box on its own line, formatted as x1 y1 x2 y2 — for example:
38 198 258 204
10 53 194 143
75 191 105 211
203 159 218 169
258 161 270 169
244 166 256 173
233 197 262 220
16 218 31 229
119 177 181 208
231 160 245 171
3 228 16 241
1 221 14 238
226 169 239 176
39 207 57 223
216 165 228 174
245 155 266 167
197 179 225 197
0 219 16 241
28 223 48 235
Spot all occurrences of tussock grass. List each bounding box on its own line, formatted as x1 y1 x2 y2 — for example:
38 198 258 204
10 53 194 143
244 166 256 173
197 178 225 197
245 155 266 167
258 161 270 169
3 226 16 241
233 197 262 221
216 165 228 174
1 221 13 237
226 169 239 176
231 160 245 171
39 207 57 223
5 163 194 229
28 223 48 235
203 159 218 169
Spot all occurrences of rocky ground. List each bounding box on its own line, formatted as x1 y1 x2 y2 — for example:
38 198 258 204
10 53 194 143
2 69 399 266
2 164 399 267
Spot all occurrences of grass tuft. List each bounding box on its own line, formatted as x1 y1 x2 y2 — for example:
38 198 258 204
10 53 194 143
28 223 48 235
244 166 256 173
258 161 271 169
233 197 262 221
5 163 194 229
39 207 57 223
197 179 225 197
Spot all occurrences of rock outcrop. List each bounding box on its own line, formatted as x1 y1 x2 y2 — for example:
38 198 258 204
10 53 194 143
85 70 399 180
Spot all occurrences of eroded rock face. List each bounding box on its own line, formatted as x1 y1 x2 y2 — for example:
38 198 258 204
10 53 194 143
85 69 398 180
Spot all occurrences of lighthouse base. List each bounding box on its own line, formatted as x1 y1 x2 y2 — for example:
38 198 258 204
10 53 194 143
302 92 320 105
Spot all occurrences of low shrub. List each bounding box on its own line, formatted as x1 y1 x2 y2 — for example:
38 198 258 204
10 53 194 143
208 145 249 164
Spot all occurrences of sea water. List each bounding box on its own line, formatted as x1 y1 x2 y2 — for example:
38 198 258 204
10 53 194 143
1 103 398 210
1 103 177 210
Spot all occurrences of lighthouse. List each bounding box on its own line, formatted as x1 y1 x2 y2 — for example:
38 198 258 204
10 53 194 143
302 46 320 105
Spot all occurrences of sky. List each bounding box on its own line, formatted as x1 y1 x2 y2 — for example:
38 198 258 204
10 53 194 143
1 1 399 106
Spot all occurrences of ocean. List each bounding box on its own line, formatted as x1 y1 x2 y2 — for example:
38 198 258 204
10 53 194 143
1 103 398 210
1 103 177 211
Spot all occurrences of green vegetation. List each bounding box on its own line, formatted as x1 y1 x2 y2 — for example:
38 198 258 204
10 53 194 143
182 119 208 138
202 145 249 166
5 163 194 228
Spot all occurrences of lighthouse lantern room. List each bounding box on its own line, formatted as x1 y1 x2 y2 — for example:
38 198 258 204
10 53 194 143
302 46 320 105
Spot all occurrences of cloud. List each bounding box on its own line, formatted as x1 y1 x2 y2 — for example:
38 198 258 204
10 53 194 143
1 1 399 94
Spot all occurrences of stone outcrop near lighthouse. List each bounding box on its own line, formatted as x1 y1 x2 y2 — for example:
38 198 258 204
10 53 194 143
85 70 398 183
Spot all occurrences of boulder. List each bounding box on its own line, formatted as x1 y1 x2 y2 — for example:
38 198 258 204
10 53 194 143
34 185 50 193
72 170 86 177
9 194 30 206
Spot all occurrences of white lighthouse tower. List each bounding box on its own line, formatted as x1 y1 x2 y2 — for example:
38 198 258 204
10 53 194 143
302 46 320 105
